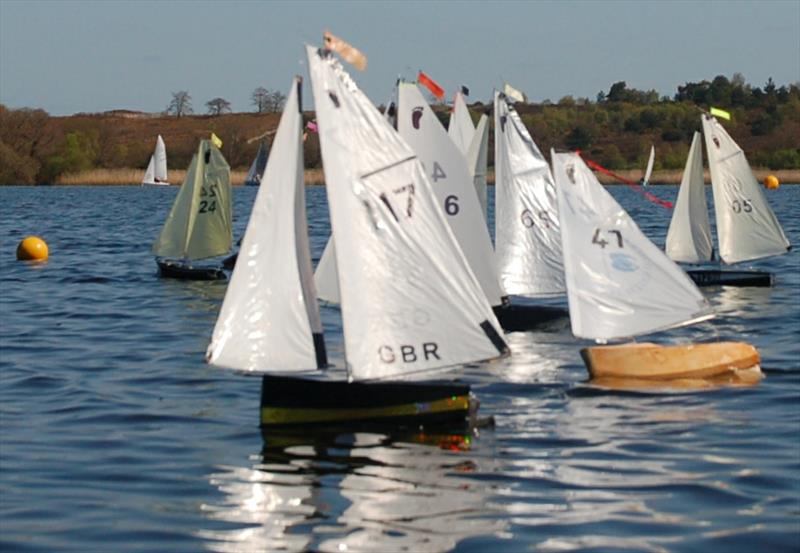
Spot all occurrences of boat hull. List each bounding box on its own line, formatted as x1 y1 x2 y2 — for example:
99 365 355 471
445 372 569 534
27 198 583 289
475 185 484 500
581 341 762 384
156 259 226 281
686 269 773 287
260 374 474 428
494 303 568 332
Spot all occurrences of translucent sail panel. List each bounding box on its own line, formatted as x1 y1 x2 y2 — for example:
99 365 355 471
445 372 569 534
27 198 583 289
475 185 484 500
152 140 232 260
141 155 155 185
207 77 326 373
447 91 475 155
665 132 714 263
551 152 713 342
154 135 168 182
494 93 565 297
314 236 341 304
306 45 507 382
466 115 489 218
701 114 790 264
244 141 269 185
397 82 503 307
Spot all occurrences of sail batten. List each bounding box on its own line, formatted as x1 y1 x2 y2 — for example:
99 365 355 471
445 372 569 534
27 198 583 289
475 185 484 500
207 76 325 373
494 92 565 297
307 45 507 382
702 114 790 264
552 151 713 341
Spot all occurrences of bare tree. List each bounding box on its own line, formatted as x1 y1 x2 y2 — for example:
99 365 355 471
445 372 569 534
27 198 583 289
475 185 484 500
252 87 286 113
166 91 193 118
206 97 231 116
252 87 270 113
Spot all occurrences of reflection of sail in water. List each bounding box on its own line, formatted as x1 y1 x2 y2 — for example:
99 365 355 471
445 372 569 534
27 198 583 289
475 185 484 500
198 464 314 552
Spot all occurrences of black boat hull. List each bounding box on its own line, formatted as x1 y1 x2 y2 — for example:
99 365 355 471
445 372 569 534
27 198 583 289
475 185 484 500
156 259 227 281
494 302 569 332
260 374 473 428
686 269 773 287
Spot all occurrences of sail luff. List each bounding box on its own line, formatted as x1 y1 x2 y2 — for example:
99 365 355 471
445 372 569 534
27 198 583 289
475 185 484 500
665 132 714 263
307 44 507 382
701 114 790 264
207 76 325 372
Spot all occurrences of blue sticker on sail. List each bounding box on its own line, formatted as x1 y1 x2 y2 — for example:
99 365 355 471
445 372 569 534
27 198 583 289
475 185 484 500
610 252 637 272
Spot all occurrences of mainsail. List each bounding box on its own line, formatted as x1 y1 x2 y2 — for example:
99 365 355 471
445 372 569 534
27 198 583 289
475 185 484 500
701 114 790 264
551 151 713 341
152 140 232 260
665 131 714 263
207 77 325 372
494 92 564 297
397 81 503 307
307 44 507 381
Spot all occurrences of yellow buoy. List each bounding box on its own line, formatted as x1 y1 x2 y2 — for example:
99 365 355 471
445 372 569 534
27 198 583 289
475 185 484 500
16 236 49 261
764 175 780 189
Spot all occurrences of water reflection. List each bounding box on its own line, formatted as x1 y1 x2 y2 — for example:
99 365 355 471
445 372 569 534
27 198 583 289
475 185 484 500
200 428 505 552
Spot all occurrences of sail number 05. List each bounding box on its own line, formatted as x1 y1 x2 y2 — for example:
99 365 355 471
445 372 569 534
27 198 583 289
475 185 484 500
731 198 753 213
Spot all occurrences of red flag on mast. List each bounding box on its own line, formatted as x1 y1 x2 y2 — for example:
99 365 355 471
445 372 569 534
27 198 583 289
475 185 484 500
417 71 445 100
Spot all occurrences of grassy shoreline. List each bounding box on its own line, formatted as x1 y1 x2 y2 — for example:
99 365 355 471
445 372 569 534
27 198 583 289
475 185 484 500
24 167 800 186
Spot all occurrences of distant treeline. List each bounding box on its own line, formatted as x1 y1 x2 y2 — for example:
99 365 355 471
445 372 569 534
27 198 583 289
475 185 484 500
1 75 798 185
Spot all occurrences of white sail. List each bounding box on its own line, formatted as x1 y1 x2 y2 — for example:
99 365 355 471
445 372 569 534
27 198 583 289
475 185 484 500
447 90 475 155
642 145 654 186
152 140 232 260
701 114 790 264
494 92 565 297
207 77 325 372
141 155 155 186
665 132 714 263
154 135 168 183
314 236 340 304
466 114 489 218
551 151 713 341
307 44 507 381
244 140 269 186
397 81 503 307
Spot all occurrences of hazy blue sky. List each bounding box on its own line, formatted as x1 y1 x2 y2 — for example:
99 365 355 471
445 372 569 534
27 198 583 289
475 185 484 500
1 0 798 115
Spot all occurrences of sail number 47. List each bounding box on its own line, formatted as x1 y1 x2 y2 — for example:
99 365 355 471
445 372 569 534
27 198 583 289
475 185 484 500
592 228 623 248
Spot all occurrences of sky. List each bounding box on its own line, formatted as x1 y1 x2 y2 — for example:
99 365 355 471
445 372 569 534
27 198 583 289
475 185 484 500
1 0 798 116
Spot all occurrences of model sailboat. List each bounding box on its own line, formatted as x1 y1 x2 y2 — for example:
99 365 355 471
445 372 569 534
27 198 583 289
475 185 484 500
494 91 565 297
141 135 169 186
640 145 655 187
666 115 790 286
551 151 761 385
244 140 269 186
208 43 508 428
152 137 233 280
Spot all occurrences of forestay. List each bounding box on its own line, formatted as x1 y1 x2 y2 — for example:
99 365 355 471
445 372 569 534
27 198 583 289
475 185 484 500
152 140 232 260
466 114 489 218
665 131 714 263
701 114 790 264
551 151 713 341
207 77 325 372
307 45 507 381
494 92 564 297
447 90 475 155
397 82 503 307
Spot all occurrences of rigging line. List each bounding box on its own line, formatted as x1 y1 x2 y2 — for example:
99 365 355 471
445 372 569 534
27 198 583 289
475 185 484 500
581 156 674 209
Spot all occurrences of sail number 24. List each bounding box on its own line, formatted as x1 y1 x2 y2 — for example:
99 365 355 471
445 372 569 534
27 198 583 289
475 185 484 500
199 184 218 214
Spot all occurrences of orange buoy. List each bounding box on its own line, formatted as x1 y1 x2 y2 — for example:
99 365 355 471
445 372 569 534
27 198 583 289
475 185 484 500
16 236 49 261
764 175 780 189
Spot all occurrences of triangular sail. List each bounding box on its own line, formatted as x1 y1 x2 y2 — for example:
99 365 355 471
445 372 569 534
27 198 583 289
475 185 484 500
494 92 565 297
701 114 790 264
152 140 232 260
397 82 503 307
307 44 507 381
314 237 340 304
551 151 713 341
466 114 489 218
447 90 475 155
154 135 168 183
642 145 654 186
207 77 326 372
244 140 269 186
665 132 714 263
141 155 155 186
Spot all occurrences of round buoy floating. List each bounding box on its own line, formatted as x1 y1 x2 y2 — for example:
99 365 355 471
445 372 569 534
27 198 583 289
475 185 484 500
16 236 49 261
764 175 780 189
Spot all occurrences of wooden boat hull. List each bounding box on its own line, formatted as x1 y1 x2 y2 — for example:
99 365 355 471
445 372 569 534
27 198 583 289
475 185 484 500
156 259 226 281
494 303 569 332
686 269 773 287
581 342 762 383
260 374 474 428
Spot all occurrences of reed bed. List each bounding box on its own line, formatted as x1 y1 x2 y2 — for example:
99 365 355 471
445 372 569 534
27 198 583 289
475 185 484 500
52 167 800 186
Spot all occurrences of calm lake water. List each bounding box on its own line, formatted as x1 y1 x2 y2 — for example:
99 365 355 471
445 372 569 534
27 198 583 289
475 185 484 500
1 184 798 552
